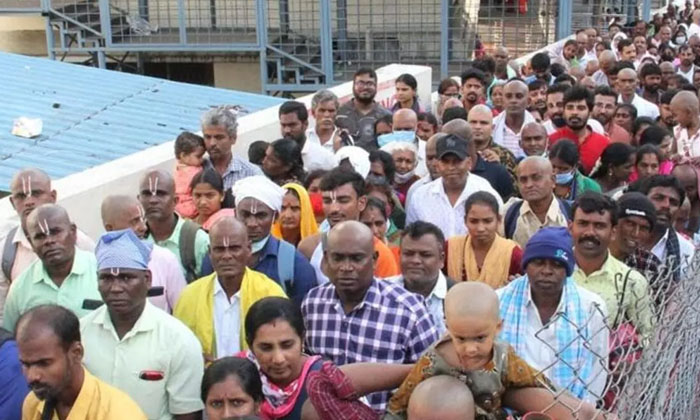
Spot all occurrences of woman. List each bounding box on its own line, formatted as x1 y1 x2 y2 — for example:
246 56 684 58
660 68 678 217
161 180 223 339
380 142 421 206
360 197 401 264
446 191 522 288
614 104 637 135
489 81 505 114
589 143 636 196
263 138 306 186
595 41 611 57
633 144 662 181
366 174 406 231
436 78 460 120
632 116 656 145
271 183 318 247
639 125 674 175
549 140 601 201
391 74 422 113
202 357 263 419
190 168 235 231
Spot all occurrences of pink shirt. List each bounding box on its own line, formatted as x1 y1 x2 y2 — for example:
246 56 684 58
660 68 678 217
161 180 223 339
148 244 187 312
174 164 201 218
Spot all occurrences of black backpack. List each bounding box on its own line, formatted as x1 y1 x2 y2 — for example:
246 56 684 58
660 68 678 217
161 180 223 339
178 220 202 283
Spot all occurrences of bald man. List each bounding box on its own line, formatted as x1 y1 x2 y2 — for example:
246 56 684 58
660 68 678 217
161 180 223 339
174 217 285 361
101 195 186 312
670 91 700 159
617 68 660 119
407 376 475 420
302 221 439 410
659 61 677 90
405 132 446 205
492 79 537 157
519 122 548 158
592 50 616 87
467 105 518 180
1 169 94 324
138 169 210 282
3 204 101 332
494 46 516 80
500 157 570 248
393 109 428 177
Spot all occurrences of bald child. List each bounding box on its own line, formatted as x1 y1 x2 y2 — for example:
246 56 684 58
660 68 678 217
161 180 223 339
407 375 475 420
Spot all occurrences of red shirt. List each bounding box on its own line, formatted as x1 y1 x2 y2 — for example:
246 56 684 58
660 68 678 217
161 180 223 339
549 127 611 175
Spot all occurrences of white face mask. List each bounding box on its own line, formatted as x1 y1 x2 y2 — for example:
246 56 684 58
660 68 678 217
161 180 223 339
394 169 416 185
251 234 271 254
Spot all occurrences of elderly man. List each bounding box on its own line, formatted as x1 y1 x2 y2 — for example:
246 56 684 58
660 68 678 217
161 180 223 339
174 217 285 361
405 132 445 205
498 227 608 402
279 101 336 171
549 85 611 174
592 50 616 87
466 105 518 180
617 68 660 119
407 133 502 238
492 79 537 157
500 157 570 248
671 91 700 159
380 142 422 202
307 90 350 152
100 195 186 313
1 168 94 324
302 221 439 410
139 170 210 282
17 305 147 419
385 108 428 177
592 86 632 144
231 175 316 306
659 61 677 90
201 106 262 190
336 68 392 151
519 122 549 159
81 230 204 420
387 221 451 335
3 204 101 332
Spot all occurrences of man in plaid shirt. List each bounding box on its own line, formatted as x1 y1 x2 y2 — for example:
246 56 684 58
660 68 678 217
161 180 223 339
301 221 439 411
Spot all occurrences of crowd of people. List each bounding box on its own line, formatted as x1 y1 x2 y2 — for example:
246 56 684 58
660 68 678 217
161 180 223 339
2 4 700 420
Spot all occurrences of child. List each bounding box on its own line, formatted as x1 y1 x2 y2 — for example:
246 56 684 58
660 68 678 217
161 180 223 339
174 131 205 219
384 282 608 420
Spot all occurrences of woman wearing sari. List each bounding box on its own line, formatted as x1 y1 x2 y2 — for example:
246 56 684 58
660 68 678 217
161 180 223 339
270 183 319 246
446 191 522 288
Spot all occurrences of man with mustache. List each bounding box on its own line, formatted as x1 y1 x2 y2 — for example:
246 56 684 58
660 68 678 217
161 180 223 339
571 192 654 340
307 90 349 152
460 68 488 113
617 68 660 120
3 204 101 332
592 50 616 87
677 45 697 84
81 229 204 420
549 85 610 175
491 79 536 158
1 168 94 325
279 101 336 172
528 79 548 118
519 122 549 159
542 84 605 137
639 63 663 105
592 86 632 144
16 305 146 420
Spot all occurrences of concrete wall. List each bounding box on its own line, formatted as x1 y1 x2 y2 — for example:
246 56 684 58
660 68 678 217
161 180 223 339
0 63 432 239
213 61 262 92
0 16 49 56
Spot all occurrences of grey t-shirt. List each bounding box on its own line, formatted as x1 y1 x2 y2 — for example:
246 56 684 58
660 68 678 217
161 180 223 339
336 99 391 151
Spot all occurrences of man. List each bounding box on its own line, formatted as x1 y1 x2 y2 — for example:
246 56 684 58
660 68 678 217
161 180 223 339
671 91 700 159
633 35 648 66
138 170 210 282
653 25 673 48
527 52 555 86
16 305 146 419
677 45 697 84
3 204 101 332
500 157 569 248
174 217 286 360
232 175 317 306
693 69 700 92
81 230 203 420
543 83 570 135
673 164 700 234
391 108 428 177
660 61 677 90
1 168 94 325
494 45 516 80
460 68 488 112
298 168 399 282
639 63 663 105
201 106 262 190
100 195 186 313
302 221 439 410
592 86 632 144
0 325 28 419
550 85 611 175
336 68 392 151
307 90 349 152
279 101 336 172
492 79 537 157
570 192 654 340
631 175 695 281
387 221 450 335
617 39 637 63
519 122 549 158
691 34 700 68
609 192 663 286
592 50 616 87
617 68 660 119
498 227 608 402
657 89 678 131
690 9 700 40
574 31 594 67
528 79 548 118
406 133 502 238
405 132 445 205
465 105 517 180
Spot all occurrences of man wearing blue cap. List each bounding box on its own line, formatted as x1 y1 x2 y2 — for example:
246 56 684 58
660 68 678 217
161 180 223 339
497 226 609 403
80 229 204 420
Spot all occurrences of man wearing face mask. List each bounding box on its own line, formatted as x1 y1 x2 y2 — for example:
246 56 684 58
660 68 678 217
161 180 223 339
380 142 422 204
232 176 317 307
377 109 428 177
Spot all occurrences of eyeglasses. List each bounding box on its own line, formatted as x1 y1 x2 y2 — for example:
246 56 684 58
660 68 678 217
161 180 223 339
355 80 376 87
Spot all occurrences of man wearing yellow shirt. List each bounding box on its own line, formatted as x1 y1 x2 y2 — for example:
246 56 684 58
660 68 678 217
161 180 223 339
16 305 146 420
174 217 286 362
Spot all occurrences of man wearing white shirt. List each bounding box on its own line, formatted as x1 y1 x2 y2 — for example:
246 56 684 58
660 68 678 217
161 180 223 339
671 91 700 159
617 68 660 119
406 133 502 238
306 90 350 152
279 101 336 171
677 45 697 84
688 10 700 40
492 79 535 158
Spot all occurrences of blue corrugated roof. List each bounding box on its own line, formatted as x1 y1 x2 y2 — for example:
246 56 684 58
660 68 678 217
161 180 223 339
0 52 284 192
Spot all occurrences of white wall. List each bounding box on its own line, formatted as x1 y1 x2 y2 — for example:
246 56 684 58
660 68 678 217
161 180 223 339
0 63 432 239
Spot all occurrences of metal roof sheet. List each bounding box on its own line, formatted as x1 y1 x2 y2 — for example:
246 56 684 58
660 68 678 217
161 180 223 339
0 52 284 192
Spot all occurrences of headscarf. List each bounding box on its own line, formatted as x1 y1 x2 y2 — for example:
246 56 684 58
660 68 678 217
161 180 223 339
335 146 370 178
96 229 152 270
232 175 285 212
271 183 319 241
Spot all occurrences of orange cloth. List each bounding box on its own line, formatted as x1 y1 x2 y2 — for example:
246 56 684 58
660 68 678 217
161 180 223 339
373 237 400 277
271 183 319 244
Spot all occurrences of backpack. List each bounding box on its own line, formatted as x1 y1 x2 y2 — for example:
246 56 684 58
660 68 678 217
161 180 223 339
1 226 19 281
503 198 572 239
276 239 297 295
179 220 203 283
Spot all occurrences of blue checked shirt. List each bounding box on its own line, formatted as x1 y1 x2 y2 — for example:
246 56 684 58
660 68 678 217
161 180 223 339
204 156 262 191
301 279 439 410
